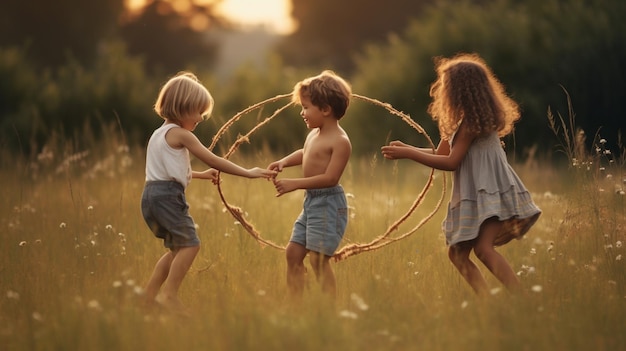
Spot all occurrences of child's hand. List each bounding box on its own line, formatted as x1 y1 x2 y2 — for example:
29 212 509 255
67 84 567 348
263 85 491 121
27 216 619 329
249 167 277 179
389 140 409 148
267 160 284 173
381 140 412 160
194 168 220 185
272 177 296 197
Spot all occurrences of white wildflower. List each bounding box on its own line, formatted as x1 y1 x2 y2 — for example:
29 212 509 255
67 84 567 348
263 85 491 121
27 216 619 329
350 293 369 311
87 300 102 311
338 310 358 319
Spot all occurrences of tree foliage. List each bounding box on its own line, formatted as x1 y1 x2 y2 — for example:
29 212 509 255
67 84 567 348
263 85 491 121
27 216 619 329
0 0 124 68
1 0 625 160
278 0 435 74
119 0 226 74
345 0 626 156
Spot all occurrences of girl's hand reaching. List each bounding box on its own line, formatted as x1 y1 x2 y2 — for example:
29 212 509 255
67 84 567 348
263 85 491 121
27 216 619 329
381 140 411 160
389 140 410 148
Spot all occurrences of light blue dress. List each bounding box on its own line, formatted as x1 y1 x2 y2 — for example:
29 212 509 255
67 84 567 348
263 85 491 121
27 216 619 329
443 132 541 246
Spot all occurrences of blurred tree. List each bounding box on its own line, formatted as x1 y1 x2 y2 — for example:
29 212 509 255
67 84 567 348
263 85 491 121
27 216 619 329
347 0 626 157
0 0 125 68
119 0 227 74
278 0 435 73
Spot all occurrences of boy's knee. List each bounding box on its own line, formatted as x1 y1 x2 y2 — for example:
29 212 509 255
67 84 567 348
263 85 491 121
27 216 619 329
308 252 329 269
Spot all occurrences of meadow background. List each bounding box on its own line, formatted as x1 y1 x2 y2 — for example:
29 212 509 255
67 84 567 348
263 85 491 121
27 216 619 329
2 0 626 349
1 108 624 351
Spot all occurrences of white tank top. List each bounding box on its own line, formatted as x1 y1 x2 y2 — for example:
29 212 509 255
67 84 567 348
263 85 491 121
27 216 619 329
145 123 192 188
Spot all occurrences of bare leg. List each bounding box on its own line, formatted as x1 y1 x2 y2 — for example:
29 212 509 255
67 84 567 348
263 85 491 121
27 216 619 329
286 242 308 299
474 218 521 293
309 252 336 299
160 245 200 312
143 251 174 306
448 244 488 296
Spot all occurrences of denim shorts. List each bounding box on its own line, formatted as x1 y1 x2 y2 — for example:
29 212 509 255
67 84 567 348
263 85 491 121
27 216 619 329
290 185 348 257
141 181 199 249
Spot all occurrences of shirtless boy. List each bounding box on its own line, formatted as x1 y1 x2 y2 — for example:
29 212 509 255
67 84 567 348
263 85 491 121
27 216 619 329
268 70 352 300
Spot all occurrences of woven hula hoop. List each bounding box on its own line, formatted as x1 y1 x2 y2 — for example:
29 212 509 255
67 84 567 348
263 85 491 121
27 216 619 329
207 93 446 262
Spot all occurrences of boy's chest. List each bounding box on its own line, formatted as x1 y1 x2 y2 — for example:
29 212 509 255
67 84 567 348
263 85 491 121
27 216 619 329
303 135 333 160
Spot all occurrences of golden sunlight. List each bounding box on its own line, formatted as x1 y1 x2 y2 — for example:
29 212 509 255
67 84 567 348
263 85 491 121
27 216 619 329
124 0 295 34
215 0 295 34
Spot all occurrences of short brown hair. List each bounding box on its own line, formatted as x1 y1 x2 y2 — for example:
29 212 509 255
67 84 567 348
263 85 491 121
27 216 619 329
292 70 352 119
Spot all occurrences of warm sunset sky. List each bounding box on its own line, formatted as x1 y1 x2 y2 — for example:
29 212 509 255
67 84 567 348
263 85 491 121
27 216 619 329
125 0 295 34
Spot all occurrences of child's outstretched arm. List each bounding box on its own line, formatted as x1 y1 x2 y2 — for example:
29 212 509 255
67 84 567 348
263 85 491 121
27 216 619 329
272 137 351 196
267 149 303 172
179 130 276 179
381 124 474 171
193 168 220 185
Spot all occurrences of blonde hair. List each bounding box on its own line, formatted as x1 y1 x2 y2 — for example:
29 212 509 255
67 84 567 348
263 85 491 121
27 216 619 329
427 53 520 140
154 72 214 124
292 70 352 119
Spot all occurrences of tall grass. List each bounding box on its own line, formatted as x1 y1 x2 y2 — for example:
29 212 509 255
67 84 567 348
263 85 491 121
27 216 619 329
0 118 624 351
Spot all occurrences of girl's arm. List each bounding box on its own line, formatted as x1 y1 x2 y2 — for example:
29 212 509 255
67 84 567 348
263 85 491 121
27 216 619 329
381 123 474 171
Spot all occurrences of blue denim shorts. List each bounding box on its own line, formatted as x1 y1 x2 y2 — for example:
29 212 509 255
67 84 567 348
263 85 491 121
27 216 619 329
290 185 348 257
141 181 199 249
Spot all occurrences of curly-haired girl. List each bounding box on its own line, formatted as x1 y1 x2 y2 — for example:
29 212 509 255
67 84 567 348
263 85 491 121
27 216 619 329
381 53 541 296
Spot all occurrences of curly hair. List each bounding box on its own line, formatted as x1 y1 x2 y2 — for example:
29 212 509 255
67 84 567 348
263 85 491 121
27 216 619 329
427 53 520 141
292 70 352 119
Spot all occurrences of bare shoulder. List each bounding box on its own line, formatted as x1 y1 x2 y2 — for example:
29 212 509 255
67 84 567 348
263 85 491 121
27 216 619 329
166 126 199 149
331 127 352 156
335 126 351 146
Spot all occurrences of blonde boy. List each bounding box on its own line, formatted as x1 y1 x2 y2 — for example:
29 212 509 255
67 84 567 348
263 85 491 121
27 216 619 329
142 72 275 314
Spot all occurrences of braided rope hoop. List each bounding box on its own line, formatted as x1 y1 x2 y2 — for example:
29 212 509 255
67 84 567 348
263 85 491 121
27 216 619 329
208 93 446 261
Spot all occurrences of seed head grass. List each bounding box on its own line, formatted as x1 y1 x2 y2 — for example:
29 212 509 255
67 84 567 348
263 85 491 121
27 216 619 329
0 113 625 350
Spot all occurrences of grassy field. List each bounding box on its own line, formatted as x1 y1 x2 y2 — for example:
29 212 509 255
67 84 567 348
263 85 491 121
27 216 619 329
1 129 624 351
